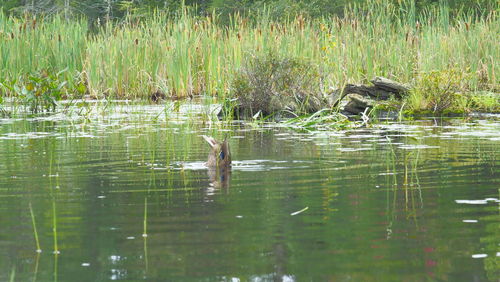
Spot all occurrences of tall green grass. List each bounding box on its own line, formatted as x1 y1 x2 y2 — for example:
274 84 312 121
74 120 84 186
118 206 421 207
0 1 498 100
0 13 87 86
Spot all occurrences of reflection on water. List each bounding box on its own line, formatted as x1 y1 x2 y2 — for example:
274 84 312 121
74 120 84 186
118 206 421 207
0 104 498 281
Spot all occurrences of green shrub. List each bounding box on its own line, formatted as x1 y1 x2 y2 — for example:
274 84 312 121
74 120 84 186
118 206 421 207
467 92 500 113
230 52 326 117
407 69 471 114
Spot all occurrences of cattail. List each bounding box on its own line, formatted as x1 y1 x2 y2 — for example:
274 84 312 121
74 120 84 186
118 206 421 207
11 32 14 39
333 20 339 31
412 36 418 46
465 22 470 31
135 38 138 45
351 19 357 30
237 32 241 41
297 15 304 30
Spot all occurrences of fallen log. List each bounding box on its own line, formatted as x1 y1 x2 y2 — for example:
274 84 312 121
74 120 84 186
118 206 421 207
371 76 410 96
330 76 410 115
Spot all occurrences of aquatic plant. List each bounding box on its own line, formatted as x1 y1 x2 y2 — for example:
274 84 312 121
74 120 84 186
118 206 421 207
0 13 87 86
2 70 68 113
466 92 500 112
404 68 499 114
230 52 326 117
52 199 59 255
284 109 361 131
406 69 467 114
29 202 42 253
0 0 497 110
9 266 15 282
0 94 9 117
143 197 148 238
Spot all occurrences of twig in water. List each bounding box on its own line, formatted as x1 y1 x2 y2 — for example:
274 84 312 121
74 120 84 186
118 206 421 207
291 206 309 216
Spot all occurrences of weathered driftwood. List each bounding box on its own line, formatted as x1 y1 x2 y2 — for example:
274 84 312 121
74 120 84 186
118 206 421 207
330 76 410 115
371 76 410 95
343 84 395 100
341 94 376 115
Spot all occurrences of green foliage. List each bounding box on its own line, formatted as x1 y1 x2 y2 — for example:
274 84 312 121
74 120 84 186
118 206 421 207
219 97 239 121
0 87 7 117
407 69 472 114
22 71 67 113
284 109 357 131
1 70 68 113
0 13 87 88
0 1 498 110
2 0 496 21
231 52 325 117
466 91 500 112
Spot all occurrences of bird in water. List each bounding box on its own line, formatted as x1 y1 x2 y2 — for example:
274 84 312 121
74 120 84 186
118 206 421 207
202 135 232 168
202 135 231 189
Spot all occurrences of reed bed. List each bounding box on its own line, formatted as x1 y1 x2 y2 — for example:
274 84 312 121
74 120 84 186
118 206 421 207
0 1 498 100
0 13 87 86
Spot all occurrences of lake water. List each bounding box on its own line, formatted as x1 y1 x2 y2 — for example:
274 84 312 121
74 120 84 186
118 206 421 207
0 103 498 281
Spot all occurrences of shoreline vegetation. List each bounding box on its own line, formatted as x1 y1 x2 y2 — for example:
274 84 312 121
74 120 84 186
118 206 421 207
0 0 498 120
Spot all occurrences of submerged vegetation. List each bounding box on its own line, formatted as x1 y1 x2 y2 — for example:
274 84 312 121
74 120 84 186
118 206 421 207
0 0 498 117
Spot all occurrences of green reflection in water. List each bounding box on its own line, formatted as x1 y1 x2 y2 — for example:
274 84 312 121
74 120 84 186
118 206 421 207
0 107 498 281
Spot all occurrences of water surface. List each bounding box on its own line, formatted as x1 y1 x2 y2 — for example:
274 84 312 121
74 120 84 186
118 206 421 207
0 104 498 281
